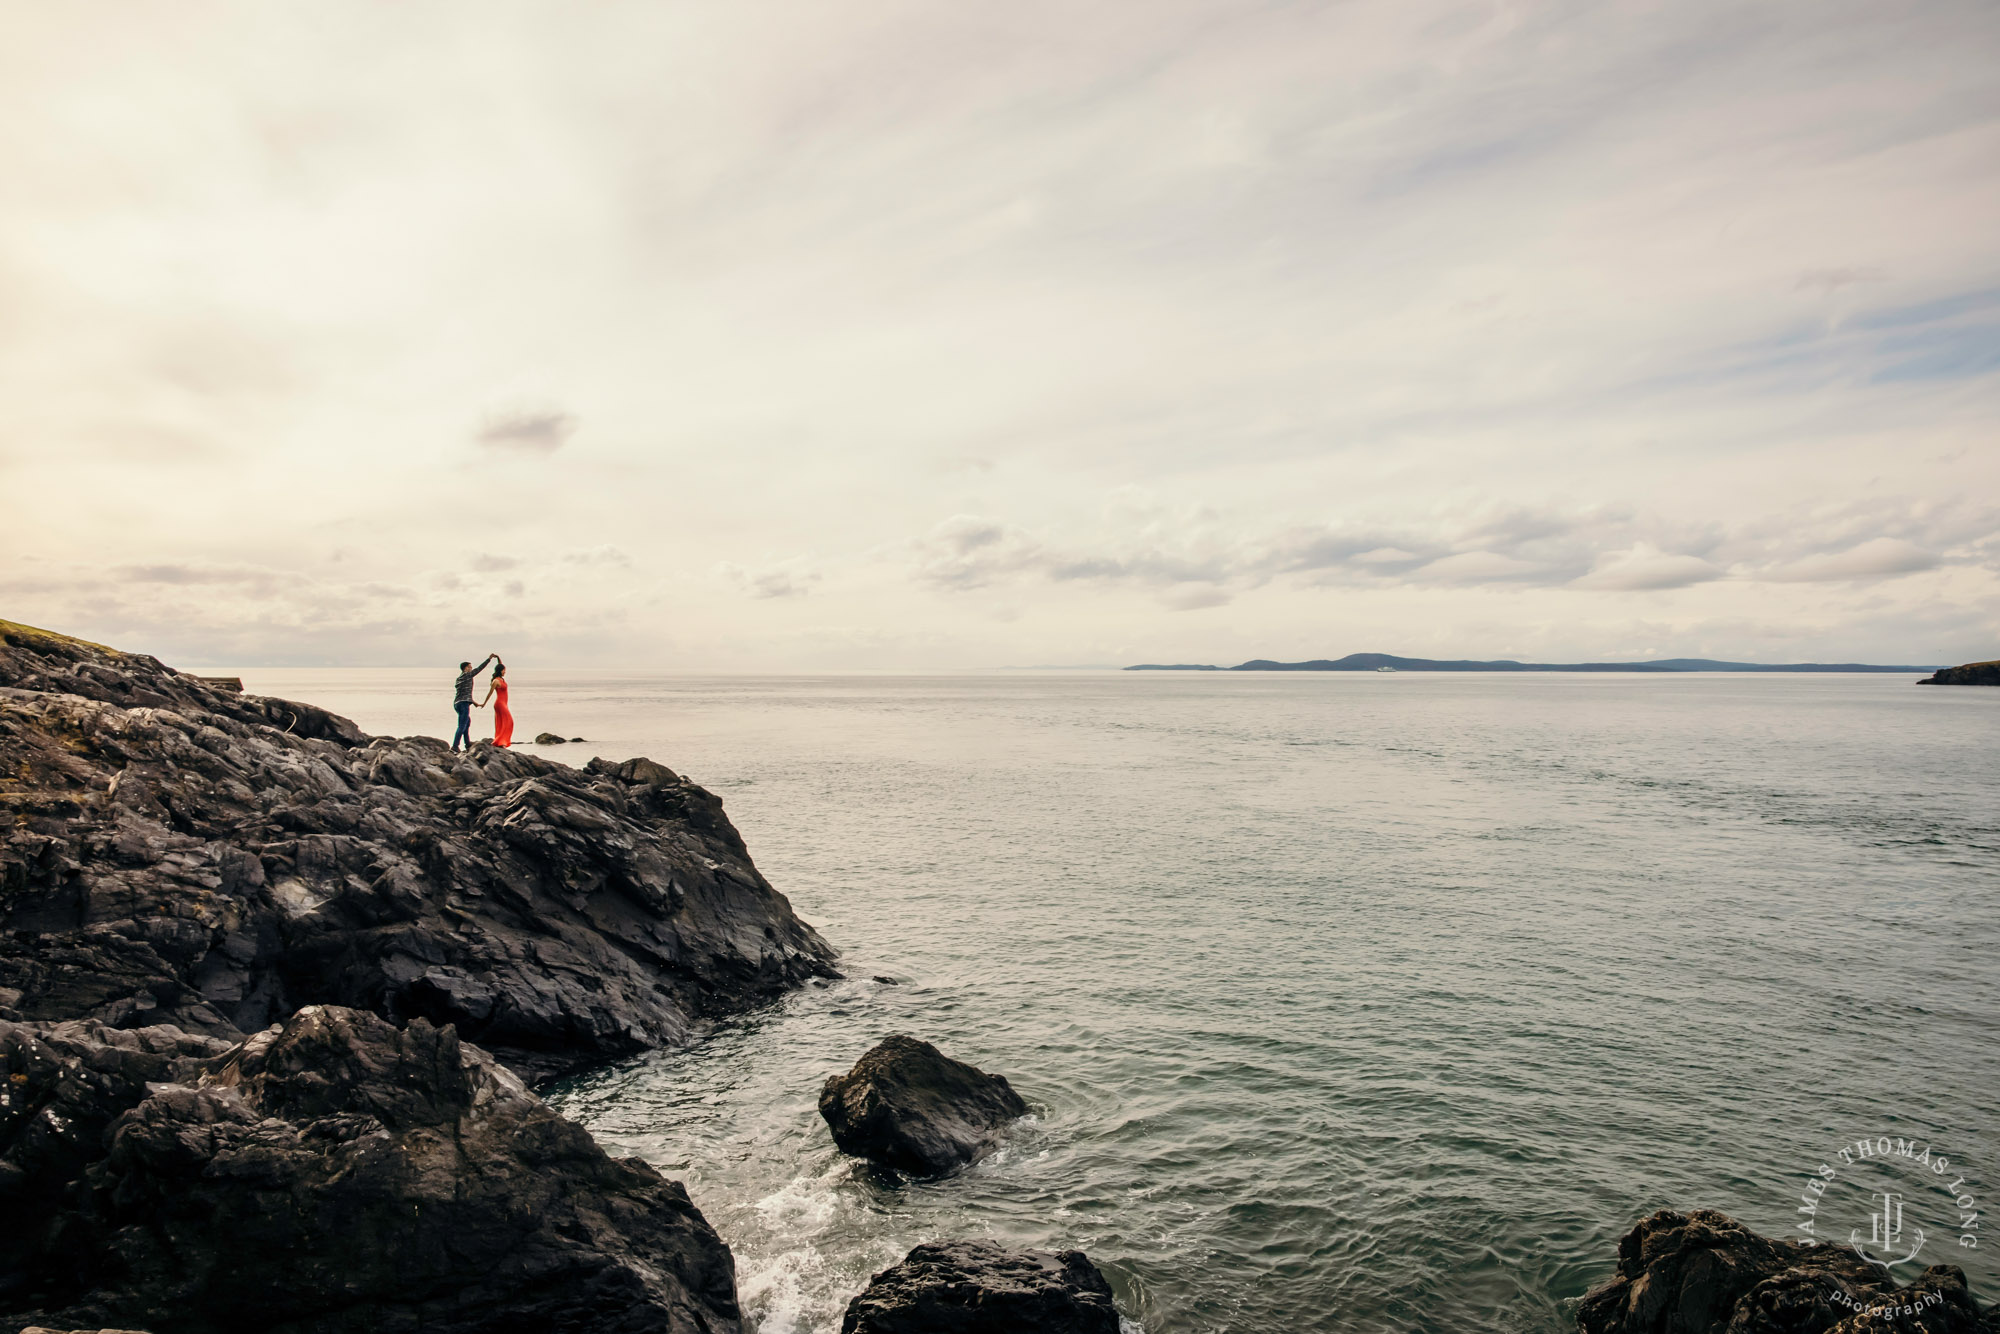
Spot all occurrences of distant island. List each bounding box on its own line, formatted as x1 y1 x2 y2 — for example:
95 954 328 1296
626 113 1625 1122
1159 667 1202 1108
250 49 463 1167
1917 659 2000 685
1127 653 1944 673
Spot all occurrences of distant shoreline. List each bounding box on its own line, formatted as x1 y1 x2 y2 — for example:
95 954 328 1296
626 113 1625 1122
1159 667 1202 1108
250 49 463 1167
1127 653 1943 673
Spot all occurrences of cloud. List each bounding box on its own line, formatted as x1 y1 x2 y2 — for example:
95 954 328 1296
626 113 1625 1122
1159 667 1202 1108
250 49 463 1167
1162 585 1231 611
474 411 577 453
1411 551 1550 584
114 563 307 597
1573 546 1725 591
717 560 819 599
1795 268 1885 294
913 516 1045 590
900 496 1994 607
561 545 631 567
1761 538 1941 583
470 553 519 571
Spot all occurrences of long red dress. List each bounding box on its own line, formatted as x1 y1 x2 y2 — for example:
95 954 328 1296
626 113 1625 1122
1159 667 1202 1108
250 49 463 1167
491 678 514 748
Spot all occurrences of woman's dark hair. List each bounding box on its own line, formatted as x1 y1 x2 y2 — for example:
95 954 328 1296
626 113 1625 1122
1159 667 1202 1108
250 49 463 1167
494 662 506 677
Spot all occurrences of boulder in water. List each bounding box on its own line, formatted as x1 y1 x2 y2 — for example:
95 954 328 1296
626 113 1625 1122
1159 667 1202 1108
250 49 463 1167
535 731 567 743
839 1241 1119 1334
1576 1209 1988 1334
818 1034 1027 1176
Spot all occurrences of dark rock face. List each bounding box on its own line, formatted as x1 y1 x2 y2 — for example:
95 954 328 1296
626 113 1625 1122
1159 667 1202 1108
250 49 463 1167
0 620 838 1083
1 1006 742 1334
819 1035 1028 1176
840 1241 1119 1334
1576 1209 1990 1334
1918 660 2000 685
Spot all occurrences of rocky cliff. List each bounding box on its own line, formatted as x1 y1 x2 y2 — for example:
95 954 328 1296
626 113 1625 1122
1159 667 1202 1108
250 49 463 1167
1918 659 2000 685
0 618 843 1331
0 619 838 1084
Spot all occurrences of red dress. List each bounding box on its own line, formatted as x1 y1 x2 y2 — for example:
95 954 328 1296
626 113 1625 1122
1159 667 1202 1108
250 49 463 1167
491 678 513 748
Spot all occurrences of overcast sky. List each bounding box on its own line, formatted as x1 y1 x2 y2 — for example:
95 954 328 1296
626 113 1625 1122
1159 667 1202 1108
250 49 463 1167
2 0 1996 668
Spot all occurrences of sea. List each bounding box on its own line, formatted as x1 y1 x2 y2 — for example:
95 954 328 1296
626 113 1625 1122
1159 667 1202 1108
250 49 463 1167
224 667 2000 1334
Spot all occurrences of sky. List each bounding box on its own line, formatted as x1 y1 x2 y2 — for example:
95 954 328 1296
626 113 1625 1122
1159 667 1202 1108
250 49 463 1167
1 0 1996 669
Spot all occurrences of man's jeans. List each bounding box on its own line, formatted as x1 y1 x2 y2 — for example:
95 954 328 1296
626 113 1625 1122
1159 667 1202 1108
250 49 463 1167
452 700 472 750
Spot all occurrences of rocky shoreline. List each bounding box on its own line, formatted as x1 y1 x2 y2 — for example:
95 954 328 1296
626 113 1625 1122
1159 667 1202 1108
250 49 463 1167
0 620 851 1330
3 619 1991 1333
1918 659 2000 685
0 620 838 1084
0 621 1126 1333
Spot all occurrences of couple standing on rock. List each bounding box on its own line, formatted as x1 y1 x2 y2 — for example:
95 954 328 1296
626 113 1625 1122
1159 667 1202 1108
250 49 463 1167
452 653 513 751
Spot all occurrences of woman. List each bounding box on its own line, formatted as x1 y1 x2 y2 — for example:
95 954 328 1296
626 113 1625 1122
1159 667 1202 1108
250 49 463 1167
478 660 514 748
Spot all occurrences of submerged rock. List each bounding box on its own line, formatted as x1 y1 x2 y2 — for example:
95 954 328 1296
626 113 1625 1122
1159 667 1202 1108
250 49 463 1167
1576 1209 1989 1334
535 731 568 744
840 1241 1119 1334
0 619 838 1083
819 1035 1027 1176
0 1006 741 1333
1917 659 2000 685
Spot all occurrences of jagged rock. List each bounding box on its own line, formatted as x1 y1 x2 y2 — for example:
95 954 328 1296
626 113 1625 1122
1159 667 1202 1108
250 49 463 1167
1 1006 741 1333
819 1035 1027 1176
840 1241 1120 1334
534 732 567 744
1576 1209 1990 1334
0 619 838 1082
1917 660 2000 685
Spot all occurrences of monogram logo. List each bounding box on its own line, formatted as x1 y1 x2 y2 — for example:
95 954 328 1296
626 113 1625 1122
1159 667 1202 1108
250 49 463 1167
1789 1136 1978 1280
1852 1190 1925 1268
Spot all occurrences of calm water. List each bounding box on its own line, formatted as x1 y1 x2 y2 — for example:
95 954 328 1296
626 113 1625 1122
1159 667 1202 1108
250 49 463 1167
226 668 2000 1333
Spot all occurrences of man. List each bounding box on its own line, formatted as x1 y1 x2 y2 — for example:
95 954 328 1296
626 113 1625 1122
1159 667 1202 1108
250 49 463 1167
451 653 497 753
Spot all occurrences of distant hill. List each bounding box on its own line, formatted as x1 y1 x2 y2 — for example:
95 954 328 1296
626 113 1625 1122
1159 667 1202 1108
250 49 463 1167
1916 659 2000 685
1126 653 1942 673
